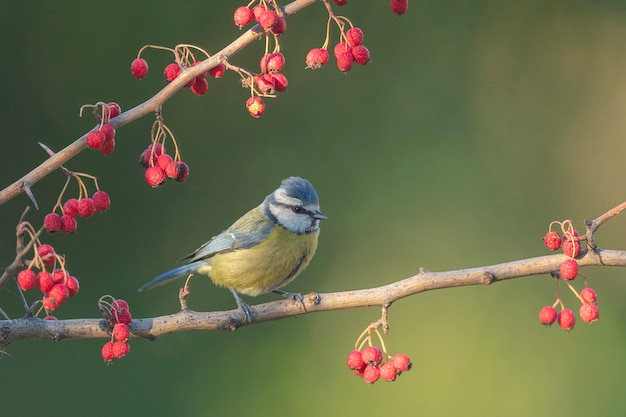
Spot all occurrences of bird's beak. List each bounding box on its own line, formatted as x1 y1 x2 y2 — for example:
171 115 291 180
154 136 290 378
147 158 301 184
313 210 327 220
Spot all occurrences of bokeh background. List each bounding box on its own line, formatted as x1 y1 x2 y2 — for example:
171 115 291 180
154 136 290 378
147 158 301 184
2 1 626 416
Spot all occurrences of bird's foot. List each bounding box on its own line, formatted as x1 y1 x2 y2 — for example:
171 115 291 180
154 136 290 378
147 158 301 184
273 289 306 311
229 288 255 324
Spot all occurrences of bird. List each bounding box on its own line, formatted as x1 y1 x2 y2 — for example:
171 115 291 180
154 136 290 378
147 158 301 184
138 176 326 322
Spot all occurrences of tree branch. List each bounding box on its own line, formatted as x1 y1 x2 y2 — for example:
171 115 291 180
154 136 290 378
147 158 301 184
2 248 625 346
0 0 318 207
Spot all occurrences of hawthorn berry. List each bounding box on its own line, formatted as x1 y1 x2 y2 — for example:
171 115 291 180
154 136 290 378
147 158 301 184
77 197 96 218
107 102 121 118
164 63 182 82
334 42 352 58
336 52 355 72
66 276 80 297
37 271 54 293
562 238 581 258
252 3 268 22
43 316 58 321
157 154 173 170
361 346 383 366
98 137 116 155
333 0 349 5
111 299 132 324
347 350 366 370
111 299 129 313
38 244 56 267
559 259 579 280
390 0 409 15
139 143 164 168
234 6 253 28
271 15 287 35
86 130 105 150
362 364 381 384
173 161 190 182
351 45 371 65
258 9 278 30
558 308 576 331
271 73 288 92
579 303 599 323
580 287 597 304
539 305 558 325
246 96 265 118
542 231 562 251
145 166 166 187
113 323 130 342
209 64 225 79
305 48 329 69
379 361 397 382
100 123 116 141
191 77 209 96
261 53 285 73
112 340 131 359
102 341 115 362
46 283 70 310
256 74 276 94
345 27 364 47
130 58 149 79
63 198 79 217
92 190 111 212
44 212 63 233
52 268 69 284
391 353 412 373
17 269 36 291
60 214 78 234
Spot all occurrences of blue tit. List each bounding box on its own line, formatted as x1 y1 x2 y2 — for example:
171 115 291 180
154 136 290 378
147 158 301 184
138 176 326 322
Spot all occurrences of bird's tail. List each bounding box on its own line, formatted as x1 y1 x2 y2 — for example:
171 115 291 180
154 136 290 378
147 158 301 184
137 261 206 292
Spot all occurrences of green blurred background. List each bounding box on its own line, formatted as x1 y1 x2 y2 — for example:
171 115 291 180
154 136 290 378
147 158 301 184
2 1 626 416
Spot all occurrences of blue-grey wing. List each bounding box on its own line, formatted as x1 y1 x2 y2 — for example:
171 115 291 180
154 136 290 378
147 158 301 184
181 206 274 263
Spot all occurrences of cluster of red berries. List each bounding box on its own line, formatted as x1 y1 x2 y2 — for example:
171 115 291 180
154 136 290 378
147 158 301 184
334 28 370 72
139 142 189 187
99 297 133 363
233 2 287 34
17 243 80 313
83 102 120 155
347 346 412 384
243 52 289 118
539 221 599 331
43 190 111 234
331 0 408 16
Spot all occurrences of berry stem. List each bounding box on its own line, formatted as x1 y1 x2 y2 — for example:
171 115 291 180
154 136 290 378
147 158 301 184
564 280 585 304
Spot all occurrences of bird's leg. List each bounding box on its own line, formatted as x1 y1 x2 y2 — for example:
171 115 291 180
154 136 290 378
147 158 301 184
229 287 254 324
273 289 306 311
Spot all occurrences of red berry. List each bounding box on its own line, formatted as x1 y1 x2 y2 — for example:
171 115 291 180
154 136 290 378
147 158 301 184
102 341 115 362
246 96 265 118
361 346 383 365
191 61 208 79
37 271 54 293
390 0 408 15
112 299 129 311
163 63 182 82
107 102 121 119
333 0 349 5
92 190 111 212
558 308 576 330
542 231 562 250
345 27 364 47
562 238 581 258
52 268 69 284
539 305 558 325
580 287 597 304
66 276 80 297
234 6 254 28
17 269 36 291
43 315 58 321
260 53 285 73
174 161 190 182
38 244 56 267
86 130 105 149
113 323 130 342
98 136 116 155
391 353 412 373
44 212 62 233
353 368 365 377
305 48 329 69
60 214 78 234
46 283 70 309
191 77 209 96
157 154 173 170
209 64 225 79
255 74 276 94
77 197 95 218
63 199 79 217
115 310 133 325
165 160 178 179
130 58 149 79
579 303 599 323
271 73 288 92
271 15 287 35
258 9 278 30
559 259 579 280
380 361 397 382
99 123 116 141
347 350 366 370
362 365 381 384
112 340 131 359
336 52 355 72
333 42 352 58
145 166 166 187
252 3 267 22
139 143 164 168
351 45 370 65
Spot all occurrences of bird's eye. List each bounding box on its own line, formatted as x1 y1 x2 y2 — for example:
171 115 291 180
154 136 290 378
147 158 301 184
291 206 304 214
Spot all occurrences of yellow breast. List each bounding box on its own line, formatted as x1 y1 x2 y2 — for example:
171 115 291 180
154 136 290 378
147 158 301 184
197 227 319 296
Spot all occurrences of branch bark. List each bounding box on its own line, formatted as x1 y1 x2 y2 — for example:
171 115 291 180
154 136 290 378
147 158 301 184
2 248 625 346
